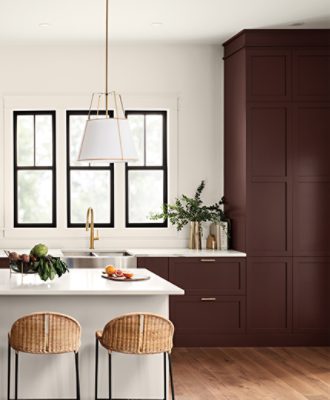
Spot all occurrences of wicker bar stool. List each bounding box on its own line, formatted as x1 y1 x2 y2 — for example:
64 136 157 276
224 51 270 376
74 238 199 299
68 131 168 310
7 312 81 400
95 312 175 400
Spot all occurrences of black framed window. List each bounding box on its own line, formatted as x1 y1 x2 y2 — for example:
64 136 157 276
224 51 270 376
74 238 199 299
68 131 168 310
66 111 114 227
13 111 56 227
125 111 167 227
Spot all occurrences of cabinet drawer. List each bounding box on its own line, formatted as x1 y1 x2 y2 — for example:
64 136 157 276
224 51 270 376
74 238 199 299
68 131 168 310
137 257 169 280
169 257 246 295
171 295 246 335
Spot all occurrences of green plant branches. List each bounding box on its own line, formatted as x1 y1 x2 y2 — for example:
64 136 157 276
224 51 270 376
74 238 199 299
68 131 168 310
150 180 227 231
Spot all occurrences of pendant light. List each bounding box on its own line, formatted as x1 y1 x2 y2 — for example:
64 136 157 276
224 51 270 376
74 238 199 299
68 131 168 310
78 0 137 162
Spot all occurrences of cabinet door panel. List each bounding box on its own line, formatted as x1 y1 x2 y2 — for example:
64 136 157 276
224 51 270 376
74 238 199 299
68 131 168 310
247 182 290 255
137 257 169 280
171 295 246 336
169 258 246 295
293 104 330 255
247 258 292 332
293 258 330 332
294 105 330 178
247 49 291 101
249 106 288 178
294 182 330 256
293 49 330 101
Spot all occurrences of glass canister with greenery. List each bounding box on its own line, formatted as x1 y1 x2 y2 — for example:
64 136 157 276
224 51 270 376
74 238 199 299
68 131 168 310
208 198 231 250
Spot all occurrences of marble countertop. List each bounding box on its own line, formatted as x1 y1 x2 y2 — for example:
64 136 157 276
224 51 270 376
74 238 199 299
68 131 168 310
0 268 184 296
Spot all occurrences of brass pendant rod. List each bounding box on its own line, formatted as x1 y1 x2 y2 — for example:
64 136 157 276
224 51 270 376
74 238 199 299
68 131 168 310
105 0 109 116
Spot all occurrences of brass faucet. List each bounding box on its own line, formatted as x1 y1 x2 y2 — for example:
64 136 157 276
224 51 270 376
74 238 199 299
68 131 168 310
86 207 99 250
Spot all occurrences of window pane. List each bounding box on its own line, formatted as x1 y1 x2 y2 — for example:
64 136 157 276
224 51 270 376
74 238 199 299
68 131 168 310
35 115 53 166
69 114 108 167
70 170 111 224
146 114 163 166
128 170 164 223
127 114 145 166
17 115 34 166
69 114 88 166
17 170 53 224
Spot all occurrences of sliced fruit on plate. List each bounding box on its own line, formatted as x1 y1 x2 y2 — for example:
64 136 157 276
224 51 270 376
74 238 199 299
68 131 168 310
115 269 124 277
123 272 134 279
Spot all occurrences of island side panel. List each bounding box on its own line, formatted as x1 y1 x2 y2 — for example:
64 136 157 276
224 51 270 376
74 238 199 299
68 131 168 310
0 295 169 400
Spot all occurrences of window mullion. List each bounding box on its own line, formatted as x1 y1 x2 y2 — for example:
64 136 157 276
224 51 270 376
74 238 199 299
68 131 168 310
33 114 36 167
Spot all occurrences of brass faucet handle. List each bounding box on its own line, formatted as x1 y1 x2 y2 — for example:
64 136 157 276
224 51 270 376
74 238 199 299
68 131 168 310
95 229 100 241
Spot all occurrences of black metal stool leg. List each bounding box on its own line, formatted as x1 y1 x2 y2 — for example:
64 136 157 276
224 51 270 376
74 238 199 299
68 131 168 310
108 353 112 400
14 352 18 400
95 338 99 400
75 352 81 400
168 353 175 400
7 338 11 400
163 352 167 400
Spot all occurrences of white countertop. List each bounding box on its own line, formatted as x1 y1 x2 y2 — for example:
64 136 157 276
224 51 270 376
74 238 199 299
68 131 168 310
0 268 184 296
0 249 63 257
126 248 246 257
0 248 246 258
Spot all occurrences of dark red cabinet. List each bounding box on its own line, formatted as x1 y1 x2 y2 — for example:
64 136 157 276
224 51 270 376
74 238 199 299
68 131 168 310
223 29 330 345
246 103 292 256
169 257 246 295
249 105 289 178
293 258 330 333
138 256 247 346
172 296 246 346
169 257 246 346
247 258 292 333
137 257 169 280
293 49 330 101
293 104 330 256
247 49 291 101
0 258 8 268
224 30 330 257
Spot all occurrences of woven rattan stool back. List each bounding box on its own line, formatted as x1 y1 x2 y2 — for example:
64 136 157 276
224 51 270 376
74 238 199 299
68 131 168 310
9 312 81 354
99 313 174 354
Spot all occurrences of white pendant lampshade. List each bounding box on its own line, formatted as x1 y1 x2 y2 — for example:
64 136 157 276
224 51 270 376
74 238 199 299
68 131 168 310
77 0 137 163
78 117 138 162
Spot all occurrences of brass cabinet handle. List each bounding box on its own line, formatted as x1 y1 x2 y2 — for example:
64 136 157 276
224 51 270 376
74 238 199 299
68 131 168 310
200 259 216 262
201 297 217 301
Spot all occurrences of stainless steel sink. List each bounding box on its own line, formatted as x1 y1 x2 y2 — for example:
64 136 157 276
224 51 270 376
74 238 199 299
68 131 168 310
62 251 95 257
93 251 131 257
61 250 137 269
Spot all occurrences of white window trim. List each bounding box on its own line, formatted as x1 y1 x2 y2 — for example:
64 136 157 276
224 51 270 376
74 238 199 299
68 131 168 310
2 94 179 239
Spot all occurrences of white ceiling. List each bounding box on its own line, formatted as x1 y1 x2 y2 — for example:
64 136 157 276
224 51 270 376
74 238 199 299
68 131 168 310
0 0 329 45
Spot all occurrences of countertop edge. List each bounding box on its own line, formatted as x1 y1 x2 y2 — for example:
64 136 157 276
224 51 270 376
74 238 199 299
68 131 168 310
0 249 247 258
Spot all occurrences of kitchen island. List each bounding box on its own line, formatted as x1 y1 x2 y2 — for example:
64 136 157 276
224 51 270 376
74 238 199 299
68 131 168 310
0 268 184 400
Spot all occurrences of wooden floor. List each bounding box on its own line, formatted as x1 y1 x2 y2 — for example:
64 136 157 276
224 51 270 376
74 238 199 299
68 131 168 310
171 347 330 400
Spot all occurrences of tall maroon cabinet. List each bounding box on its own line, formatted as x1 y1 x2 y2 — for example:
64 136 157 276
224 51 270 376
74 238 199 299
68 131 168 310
223 30 330 343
